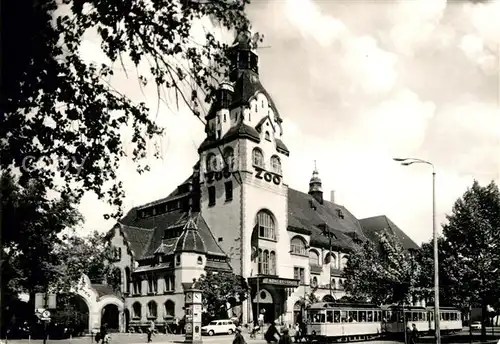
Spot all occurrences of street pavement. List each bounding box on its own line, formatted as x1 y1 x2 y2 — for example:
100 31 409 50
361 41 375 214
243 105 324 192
0 332 401 344
3 329 500 344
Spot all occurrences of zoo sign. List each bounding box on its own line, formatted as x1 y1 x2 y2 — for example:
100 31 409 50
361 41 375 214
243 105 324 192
254 167 281 185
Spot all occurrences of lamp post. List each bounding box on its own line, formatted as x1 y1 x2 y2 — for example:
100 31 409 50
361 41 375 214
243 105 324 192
393 157 440 344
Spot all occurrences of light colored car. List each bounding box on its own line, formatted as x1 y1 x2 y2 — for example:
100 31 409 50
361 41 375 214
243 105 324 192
201 319 236 336
470 321 482 330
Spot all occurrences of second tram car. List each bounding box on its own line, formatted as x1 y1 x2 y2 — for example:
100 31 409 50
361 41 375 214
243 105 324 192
305 302 463 342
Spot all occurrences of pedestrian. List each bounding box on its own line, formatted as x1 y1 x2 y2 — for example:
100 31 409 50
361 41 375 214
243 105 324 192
99 323 108 344
278 327 292 344
147 320 155 343
410 323 418 344
232 326 246 344
264 320 280 343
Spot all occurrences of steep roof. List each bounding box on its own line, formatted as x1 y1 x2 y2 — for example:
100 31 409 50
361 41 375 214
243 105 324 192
287 188 367 251
119 207 226 260
359 215 419 250
231 69 281 122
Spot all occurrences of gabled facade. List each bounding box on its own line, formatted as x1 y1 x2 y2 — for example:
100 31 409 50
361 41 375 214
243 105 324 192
104 29 420 332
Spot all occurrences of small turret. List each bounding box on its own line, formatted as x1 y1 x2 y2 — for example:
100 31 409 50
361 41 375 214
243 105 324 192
308 161 323 204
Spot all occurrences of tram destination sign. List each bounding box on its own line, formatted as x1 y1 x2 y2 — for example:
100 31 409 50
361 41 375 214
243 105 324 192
262 278 300 287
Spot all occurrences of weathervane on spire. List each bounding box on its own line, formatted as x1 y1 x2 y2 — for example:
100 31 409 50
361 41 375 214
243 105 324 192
314 160 317 172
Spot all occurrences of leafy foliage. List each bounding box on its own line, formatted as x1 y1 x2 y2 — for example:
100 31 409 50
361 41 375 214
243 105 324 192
436 180 500 336
197 271 249 318
1 171 83 301
2 0 253 218
53 231 121 292
343 231 422 305
297 286 319 308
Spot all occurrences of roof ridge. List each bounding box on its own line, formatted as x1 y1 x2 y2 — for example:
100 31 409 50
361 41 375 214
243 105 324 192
118 223 155 232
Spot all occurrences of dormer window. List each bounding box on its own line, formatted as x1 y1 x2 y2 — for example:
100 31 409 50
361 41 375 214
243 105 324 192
336 209 344 219
265 131 270 141
252 148 264 168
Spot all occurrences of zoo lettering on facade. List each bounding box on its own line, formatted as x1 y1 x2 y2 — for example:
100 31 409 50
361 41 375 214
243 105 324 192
254 167 281 185
204 169 232 183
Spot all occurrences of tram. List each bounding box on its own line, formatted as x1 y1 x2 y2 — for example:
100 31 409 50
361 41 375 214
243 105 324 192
305 302 463 342
306 302 383 342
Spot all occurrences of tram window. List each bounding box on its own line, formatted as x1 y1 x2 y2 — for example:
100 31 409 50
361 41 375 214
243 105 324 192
374 311 378 322
334 311 341 323
390 312 397 322
413 312 418 321
327 311 334 323
367 311 373 322
379 311 382 321
429 312 433 321
398 312 403 323
359 311 366 322
420 312 425 321
348 311 358 322
308 311 318 323
341 310 347 322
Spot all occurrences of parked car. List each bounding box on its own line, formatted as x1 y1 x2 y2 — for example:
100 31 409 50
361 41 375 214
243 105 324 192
201 319 236 336
470 321 482 330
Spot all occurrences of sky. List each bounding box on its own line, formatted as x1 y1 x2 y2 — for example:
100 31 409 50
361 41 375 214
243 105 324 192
76 0 500 246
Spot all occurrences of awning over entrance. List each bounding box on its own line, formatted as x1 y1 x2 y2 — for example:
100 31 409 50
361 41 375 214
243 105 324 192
248 276 300 288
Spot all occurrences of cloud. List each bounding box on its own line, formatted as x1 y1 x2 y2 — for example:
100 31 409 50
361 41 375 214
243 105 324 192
76 0 500 247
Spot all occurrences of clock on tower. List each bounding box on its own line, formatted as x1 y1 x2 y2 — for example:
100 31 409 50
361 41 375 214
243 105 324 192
184 279 203 344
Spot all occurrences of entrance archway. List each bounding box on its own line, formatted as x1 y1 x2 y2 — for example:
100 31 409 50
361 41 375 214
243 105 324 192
253 289 275 323
57 294 90 335
101 304 120 332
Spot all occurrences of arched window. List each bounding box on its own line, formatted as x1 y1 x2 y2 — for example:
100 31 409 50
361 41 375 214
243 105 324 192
340 256 349 270
223 147 235 171
125 267 131 293
290 236 307 256
252 148 264 167
265 131 271 141
164 300 175 319
206 153 217 172
309 250 320 266
147 301 157 318
256 210 276 240
197 256 203 265
112 268 121 289
132 302 141 319
270 155 281 174
262 250 269 274
269 251 276 275
311 276 318 287
324 252 337 266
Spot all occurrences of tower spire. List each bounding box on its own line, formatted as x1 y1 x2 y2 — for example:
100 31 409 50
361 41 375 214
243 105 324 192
309 161 323 204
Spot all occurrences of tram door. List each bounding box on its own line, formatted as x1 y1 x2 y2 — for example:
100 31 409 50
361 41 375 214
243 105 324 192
428 311 433 330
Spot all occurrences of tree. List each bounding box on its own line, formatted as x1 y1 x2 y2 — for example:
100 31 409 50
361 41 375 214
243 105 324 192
2 0 254 218
1 171 83 308
438 180 500 338
53 231 121 292
196 271 249 319
343 231 422 305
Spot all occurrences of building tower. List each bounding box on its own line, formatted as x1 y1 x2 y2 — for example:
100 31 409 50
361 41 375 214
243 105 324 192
197 28 292 324
309 161 323 204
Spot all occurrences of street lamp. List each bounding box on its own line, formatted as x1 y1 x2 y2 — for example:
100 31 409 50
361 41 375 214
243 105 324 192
393 157 440 344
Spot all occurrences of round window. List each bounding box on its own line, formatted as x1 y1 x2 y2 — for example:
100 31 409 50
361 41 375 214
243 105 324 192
260 291 266 299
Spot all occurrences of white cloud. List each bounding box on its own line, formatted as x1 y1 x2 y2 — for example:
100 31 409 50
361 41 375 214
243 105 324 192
76 0 500 247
